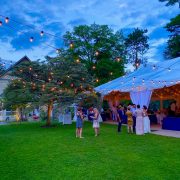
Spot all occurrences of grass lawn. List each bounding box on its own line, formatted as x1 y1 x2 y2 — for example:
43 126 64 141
0 122 180 180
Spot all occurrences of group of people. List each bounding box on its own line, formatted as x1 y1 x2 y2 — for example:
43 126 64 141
76 107 100 138
112 103 151 135
75 103 151 138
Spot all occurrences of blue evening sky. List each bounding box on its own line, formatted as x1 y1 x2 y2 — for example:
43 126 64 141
0 0 179 66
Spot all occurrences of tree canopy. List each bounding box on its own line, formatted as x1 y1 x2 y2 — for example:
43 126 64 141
125 28 149 69
159 0 180 7
63 24 125 84
3 55 94 125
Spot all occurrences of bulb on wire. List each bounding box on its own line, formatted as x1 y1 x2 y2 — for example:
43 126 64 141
95 51 99 56
56 49 60 53
116 57 121 62
92 65 96 70
168 68 171 72
76 59 80 63
30 37 34 42
40 31 44 36
5 17 9 23
0 21 2 26
152 65 156 70
70 42 73 48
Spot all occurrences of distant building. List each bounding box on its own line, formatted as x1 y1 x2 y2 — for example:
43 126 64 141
0 56 31 96
0 56 31 121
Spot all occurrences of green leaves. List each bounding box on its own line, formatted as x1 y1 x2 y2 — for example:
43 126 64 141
125 28 149 69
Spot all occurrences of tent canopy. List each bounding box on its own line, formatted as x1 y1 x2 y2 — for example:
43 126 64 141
95 57 180 95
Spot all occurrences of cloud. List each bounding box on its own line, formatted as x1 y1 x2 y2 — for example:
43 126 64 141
0 0 179 63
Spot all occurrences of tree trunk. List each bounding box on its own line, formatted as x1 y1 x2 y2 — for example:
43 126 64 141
46 101 53 126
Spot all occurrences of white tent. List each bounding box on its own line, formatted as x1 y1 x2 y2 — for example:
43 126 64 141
95 57 180 108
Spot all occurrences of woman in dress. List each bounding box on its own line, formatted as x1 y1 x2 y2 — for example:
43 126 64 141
76 107 84 138
143 105 151 133
91 108 100 137
135 105 144 135
126 107 133 133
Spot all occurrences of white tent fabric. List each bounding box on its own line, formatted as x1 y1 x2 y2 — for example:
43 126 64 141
130 90 152 108
95 57 180 95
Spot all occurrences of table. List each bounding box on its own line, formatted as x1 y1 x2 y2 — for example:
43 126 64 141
162 117 180 131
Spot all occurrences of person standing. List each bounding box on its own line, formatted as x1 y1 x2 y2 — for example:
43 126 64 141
143 105 151 133
117 105 123 133
131 104 136 133
91 108 100 137
76 107 84 138
126 107 133 133
135 105 144 135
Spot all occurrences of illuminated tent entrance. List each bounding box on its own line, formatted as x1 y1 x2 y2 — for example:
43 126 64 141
95 57 180 131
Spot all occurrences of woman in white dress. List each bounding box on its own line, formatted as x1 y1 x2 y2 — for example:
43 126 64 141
143 105 151 133
135 105 144 135
91 108 100 137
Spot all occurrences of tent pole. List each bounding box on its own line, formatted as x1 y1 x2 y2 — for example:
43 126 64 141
160 98 163 111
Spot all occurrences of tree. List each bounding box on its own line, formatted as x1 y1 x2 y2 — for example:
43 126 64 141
3 80 35 121
63 24 125 84
125 28 149 70
164 15 180 58
159 0 180 8
4 55 93 126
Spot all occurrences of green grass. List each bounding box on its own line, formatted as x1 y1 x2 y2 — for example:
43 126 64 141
0 122 180 180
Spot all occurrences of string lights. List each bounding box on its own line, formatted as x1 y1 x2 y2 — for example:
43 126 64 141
5 17 9 23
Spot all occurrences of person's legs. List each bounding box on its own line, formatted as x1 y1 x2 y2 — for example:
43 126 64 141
79 128 84 138
133 116 136 133
127 125 130 133
118 121 122 132
95 128 98 136
130 126 133 133
76 128 79 137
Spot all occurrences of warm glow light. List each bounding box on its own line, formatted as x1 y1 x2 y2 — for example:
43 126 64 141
95 51 99 56
5 17 9 23
76 59 80 63
92 65 96 69
96 79 99 82
70 42 73 48
116 57 121 62
40 31 44 36
29 67 32 71
110 72 113 75
30 37 34 42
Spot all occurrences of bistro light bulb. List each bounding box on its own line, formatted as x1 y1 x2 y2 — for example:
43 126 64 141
116 57 121 62
96 79 99 82
168 68 171 72
0 21 2 26
76 59 80 63
30 37 34 42
40 31 44 36
92 65 96 69
152 65 156 70
56 49 60 53
5 17 9 23
95 51 99 56
70 42 73 48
